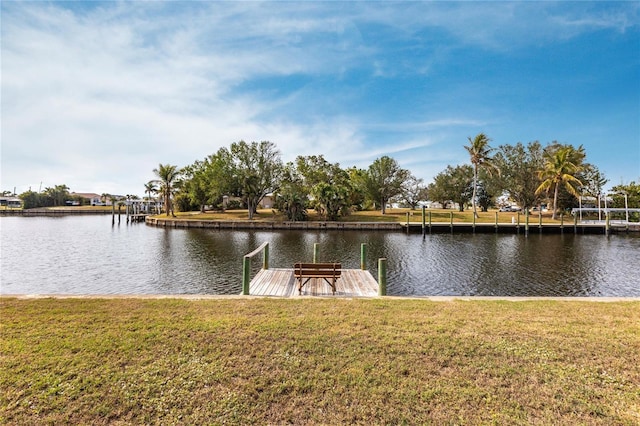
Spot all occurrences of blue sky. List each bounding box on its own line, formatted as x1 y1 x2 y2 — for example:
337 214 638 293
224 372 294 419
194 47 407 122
2 1 639 197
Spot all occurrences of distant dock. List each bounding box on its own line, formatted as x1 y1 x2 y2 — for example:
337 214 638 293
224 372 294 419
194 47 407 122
400 221 640 234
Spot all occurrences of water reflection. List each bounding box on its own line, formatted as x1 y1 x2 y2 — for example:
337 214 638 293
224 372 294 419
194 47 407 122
1 215 638 296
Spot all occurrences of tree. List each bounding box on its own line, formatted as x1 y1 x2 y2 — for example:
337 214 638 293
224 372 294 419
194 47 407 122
312 182 351 221
465 133 499 218
205 148 236 210
275 162 308 221
295 155 353 220
399 175 427 209
143 182 156 213
42 184 70 206
346 167 367 210
153 163 181 217
364 156 410 214
230 141 283 220
427 165 473 211
535 144 585 219
494 141 544 211
19 190 41 209
610 181 640 222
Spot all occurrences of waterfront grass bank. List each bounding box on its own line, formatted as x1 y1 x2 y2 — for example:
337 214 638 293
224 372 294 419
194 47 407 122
2 297 638 424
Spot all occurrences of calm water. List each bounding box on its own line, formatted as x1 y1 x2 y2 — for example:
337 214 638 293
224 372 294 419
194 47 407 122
1 215 639 297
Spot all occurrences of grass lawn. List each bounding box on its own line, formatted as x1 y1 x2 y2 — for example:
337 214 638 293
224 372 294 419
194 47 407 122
1 297 638 424
165 208 566 224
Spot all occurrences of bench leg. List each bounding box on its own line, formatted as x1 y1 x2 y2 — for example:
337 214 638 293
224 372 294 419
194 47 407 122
322 278 336 295
298 277 312 295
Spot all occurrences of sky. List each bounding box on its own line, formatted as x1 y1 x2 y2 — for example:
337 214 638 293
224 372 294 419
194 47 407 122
1 1 639 197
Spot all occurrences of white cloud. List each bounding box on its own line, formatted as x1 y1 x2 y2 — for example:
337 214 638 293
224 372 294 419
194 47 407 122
2 1 638 195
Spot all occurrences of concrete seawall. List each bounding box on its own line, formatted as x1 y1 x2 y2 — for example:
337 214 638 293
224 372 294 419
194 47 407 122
0 209 112 216
145 217 402 231
145 217 640 233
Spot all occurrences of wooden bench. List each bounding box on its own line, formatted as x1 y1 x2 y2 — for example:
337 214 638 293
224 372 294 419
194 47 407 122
293 262 342 295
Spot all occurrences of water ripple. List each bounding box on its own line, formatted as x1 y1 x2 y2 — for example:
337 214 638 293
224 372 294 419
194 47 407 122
1 216 639 296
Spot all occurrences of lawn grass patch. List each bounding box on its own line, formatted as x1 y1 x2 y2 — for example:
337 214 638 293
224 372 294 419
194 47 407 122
1 298 638 424
163 208 564 224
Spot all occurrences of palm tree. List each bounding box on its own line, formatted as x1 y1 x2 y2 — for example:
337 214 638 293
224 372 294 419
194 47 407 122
535 146 584 220
153 164 180 217
144 181 158 213
465 133 499 218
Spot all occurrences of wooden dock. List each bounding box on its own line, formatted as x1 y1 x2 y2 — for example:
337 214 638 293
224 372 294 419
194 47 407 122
247 268 379 297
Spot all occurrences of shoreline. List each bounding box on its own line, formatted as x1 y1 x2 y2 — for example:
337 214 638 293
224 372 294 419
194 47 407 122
2 208 638 233
145 216 639 234
3 294 639 302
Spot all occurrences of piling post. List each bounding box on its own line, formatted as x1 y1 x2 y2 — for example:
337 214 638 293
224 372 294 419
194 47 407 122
605 213 610 235
538 210 542 234
263 244 269 270
422 206 426 237
525 210 529 236
574 212 578 234
406 212 410 233
560 213 564 234
428 211 432 233
360 243 367 270
472 211 476 233
242 256 251 295
517 211 521 234
494 211 498 233
313 243 319 263
378 258 387 296
111 203 115 226
449 211 453 233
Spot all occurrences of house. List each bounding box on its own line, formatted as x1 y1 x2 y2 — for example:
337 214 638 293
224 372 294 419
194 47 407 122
0 196 23 209
72 193 107 206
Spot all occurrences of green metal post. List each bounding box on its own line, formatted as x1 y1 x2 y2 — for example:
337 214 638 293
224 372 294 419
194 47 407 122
242 256 251 295
313 243 319 263
263 243 269 270
378 258 387 296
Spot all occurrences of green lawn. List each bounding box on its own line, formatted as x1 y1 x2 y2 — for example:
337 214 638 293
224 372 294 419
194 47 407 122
164 207 567 224
2 297 638 424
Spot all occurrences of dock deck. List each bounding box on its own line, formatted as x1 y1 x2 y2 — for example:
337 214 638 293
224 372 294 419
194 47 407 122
247 268 379 297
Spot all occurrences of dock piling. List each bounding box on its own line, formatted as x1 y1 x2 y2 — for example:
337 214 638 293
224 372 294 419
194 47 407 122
378 258 387 296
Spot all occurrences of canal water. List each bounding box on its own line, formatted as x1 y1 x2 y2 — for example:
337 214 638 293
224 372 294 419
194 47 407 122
1 215 638 297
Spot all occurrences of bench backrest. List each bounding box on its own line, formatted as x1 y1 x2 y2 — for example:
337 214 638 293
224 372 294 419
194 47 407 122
293 262 342 276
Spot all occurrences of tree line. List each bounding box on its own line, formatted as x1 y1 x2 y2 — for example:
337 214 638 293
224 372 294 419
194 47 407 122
148 136 637 221
9 135 638 219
